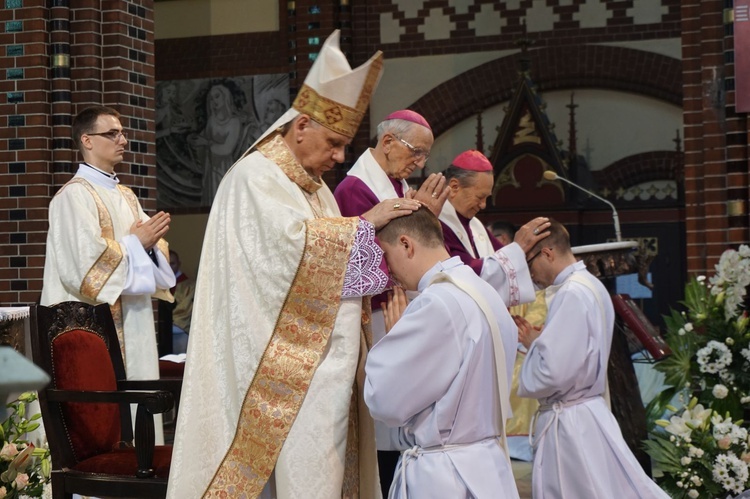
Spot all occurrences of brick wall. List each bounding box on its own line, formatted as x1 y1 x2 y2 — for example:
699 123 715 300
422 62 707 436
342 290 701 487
682 0 750 275
0 0 156 305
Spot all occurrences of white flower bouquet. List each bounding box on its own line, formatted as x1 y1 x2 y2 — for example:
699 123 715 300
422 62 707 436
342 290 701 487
645 398 750 498
0 393 50 499
645 245 750 497
648 246 750 420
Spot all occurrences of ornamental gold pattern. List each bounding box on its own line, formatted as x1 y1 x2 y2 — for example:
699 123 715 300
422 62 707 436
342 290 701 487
204 217 358 497
293 84 363 139
67 179 123 301
205 129 359 497
258 133 323 193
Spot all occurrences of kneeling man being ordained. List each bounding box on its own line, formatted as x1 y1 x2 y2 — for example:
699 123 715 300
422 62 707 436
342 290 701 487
364 207 520 499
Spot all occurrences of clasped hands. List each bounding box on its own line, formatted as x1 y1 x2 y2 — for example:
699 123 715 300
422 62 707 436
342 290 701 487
131 211 171 250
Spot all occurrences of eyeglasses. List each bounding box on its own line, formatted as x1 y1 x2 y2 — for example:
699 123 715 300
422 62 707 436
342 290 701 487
396 136 430 161
86 130 127 141
526 252 541 266
527 248 551 266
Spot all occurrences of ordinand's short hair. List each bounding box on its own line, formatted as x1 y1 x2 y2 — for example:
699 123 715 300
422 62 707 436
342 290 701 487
72 106 120 152
529 218 571 255
376 206 445 248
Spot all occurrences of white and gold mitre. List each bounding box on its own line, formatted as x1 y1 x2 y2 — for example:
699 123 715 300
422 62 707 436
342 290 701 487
249 30 383 150
292 30 383 138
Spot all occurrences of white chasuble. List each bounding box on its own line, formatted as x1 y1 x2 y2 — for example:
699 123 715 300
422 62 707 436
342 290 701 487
167 134 380 499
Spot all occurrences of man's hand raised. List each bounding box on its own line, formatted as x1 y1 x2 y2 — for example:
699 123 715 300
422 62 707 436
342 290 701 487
131 211 171 250
408 173 450 216
362 198 421 230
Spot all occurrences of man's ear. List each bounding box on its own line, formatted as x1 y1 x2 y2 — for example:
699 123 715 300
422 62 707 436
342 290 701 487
79 135 92 153
400 234 416 258
448 177 460 197
382 132 395 154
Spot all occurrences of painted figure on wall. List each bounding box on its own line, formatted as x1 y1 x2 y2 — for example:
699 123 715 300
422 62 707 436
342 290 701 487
155 74 289 209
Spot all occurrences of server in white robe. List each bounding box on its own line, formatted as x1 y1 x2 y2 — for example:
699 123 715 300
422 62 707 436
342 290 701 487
365 208 520 499
41 106 176 444
439 149 550 460
516 219 668 499
167 31 420 499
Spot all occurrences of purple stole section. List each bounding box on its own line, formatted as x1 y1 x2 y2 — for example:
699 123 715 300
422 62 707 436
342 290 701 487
440 219 503 276
389 177 404 198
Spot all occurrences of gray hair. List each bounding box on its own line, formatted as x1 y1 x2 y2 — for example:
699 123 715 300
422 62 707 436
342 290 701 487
443 165 486 187
376 118 421 141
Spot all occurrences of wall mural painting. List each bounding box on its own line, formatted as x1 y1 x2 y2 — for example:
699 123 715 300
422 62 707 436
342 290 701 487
156 74 289 208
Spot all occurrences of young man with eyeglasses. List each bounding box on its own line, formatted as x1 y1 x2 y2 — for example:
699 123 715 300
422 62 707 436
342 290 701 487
515 219 668 498
41 105 176 443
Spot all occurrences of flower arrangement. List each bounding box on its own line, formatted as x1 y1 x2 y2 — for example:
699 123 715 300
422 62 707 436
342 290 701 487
1 393 50 499
645 245 750 497
645 398 750 498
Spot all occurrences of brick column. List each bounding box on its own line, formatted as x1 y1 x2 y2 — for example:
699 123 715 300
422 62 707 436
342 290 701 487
0 0 52 305
682 0 750 275
0 0 156 305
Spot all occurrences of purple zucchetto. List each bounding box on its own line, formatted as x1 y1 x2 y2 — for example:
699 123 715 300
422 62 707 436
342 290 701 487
384 110 431 130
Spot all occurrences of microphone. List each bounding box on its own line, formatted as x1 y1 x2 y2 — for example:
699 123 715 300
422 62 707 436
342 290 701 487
543 170 622 241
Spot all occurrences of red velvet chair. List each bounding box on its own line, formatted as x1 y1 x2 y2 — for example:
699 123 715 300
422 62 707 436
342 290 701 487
30 302 181 499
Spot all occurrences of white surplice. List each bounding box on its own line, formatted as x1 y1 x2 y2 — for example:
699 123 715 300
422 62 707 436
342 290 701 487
167 140 386 499
364 257 520 499
41 164 175 445
518 261 668 498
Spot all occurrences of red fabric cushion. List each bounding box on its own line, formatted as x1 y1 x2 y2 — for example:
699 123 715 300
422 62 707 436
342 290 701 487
158 360 185 378
73 445 172 478
52 329 121 461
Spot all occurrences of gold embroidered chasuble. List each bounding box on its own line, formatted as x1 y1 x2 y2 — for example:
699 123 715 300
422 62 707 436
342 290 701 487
169 133 379 499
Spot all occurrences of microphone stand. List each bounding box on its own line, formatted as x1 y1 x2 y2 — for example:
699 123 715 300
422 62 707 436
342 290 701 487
545 172 622 241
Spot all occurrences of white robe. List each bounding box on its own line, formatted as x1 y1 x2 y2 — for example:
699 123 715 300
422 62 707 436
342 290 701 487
518 261 668 498
167 138 384 499
365 258 520 499
41 164 175 445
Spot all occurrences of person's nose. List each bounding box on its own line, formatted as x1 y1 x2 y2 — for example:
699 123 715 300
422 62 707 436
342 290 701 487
332 146 346 164
414 156 427 169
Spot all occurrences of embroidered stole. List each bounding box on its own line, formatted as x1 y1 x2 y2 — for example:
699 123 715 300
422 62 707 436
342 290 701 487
429 271 512 465
204 133 360 497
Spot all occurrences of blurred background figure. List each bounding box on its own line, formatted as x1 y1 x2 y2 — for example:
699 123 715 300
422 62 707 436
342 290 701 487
169 250 195 355
489 220 516 247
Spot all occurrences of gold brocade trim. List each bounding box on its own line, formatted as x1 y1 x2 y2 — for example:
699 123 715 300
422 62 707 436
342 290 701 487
64 179 123 301
205 216 359 498
257 133 323 194
110 299 126 362
117 185 140 221
293 84 363 139
80 239 123 300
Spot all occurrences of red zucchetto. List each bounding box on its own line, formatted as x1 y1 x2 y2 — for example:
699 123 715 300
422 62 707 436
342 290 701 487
452 150 493 172
384 110 431 130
